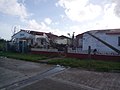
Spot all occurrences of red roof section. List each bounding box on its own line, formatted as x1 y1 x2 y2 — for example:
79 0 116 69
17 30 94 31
89 28 120 35
59 35 70 39
76 34 83 38
106 31 120 35
27 30 59 39
30 31 44 35
16 29 59 40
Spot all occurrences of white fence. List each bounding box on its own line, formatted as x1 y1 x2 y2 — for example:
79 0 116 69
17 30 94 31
31 48 58 52
68 48 88 54
31 47 120 56
68 48 119 56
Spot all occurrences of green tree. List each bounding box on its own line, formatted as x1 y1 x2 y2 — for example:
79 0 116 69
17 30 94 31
0 38 6 51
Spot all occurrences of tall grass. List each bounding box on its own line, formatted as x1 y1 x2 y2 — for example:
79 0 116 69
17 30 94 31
48 58 120 72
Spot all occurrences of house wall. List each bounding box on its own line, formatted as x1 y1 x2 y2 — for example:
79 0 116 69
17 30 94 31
83 33 97 50
35 35 50 48
82 32 120 54
12 30 35 48
12 31 34 39
55 38 68 44
78 38 83 48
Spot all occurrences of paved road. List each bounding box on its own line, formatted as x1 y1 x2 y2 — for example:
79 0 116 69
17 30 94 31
0 57 120 90
21 68 120 90
0 57 53 89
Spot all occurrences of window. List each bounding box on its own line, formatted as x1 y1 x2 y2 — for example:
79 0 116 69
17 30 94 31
31 39 33 45
118 37 120 46
41 39 44 45
20 34 24 36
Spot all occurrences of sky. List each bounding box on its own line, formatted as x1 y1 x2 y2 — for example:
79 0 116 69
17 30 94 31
0 0 120 40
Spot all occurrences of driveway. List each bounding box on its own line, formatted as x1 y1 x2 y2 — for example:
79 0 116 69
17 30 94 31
0 57 120 90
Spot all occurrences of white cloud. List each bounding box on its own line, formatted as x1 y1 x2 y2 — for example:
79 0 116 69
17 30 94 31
18 0 120 37
66 3 120 35
33 0 47 5
90 3 120 30
27 19 51 32
112 0 120 17
60 14 65 19
27 19 63 35
0 22 12 40
59 0 120 35
44 18 52 25
54 22 59 25
56 0 102 22
27 19 42 30
0 0 29 21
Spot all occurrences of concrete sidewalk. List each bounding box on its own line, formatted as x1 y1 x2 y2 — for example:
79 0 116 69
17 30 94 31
21 68 120 90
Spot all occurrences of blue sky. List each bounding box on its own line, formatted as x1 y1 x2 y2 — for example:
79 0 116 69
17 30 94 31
0 0 120 40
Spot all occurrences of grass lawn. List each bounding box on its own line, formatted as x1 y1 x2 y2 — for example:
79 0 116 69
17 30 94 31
0 51 120 72
48 58 120 72
0 51 49 62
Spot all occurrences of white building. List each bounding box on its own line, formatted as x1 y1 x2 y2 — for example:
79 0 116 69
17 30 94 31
11 30 50 51
12 30 33 45
81 29 120 54
11 29 69 51
55 35 71 45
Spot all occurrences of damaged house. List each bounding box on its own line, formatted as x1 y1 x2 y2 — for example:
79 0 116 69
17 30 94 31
11 29 54 52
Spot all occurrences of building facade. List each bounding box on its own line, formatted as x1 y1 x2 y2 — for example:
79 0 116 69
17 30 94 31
11 30 51 52
82 29 120 54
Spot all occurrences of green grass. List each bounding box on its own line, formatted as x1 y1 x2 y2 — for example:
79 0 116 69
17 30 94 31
1 51 120 72
0 51 48 62
48 58 120 72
